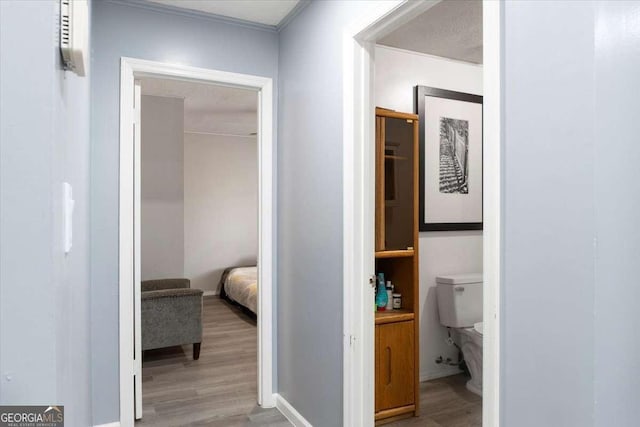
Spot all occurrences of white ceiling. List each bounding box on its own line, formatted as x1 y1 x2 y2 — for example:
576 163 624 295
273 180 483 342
145 0 300 26
141 78 257 137
377 0 483 64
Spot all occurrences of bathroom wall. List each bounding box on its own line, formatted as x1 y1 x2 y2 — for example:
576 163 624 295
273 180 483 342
374 45 483 381
141 95 185 281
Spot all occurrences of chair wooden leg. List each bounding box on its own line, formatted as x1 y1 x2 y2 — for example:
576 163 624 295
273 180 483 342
193 343 201 360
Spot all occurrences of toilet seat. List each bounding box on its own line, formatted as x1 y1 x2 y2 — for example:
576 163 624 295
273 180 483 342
462 322 483 338
474 322 483 335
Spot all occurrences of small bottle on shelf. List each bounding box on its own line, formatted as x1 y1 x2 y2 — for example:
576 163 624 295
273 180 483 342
385 281 394 310
392 293 402 309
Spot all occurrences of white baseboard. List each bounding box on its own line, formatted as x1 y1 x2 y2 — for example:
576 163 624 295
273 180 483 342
93 422 120 427
203 290 218 297
275 393 312 427
420 366 463 382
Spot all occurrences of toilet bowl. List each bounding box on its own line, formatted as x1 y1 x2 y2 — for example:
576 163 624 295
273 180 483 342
436 274 483 396
459 322 483 396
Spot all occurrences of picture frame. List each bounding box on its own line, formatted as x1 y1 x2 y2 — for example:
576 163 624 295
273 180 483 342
415 86 483 231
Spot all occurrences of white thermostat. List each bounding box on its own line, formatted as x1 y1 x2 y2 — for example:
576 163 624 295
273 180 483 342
60 0 88 76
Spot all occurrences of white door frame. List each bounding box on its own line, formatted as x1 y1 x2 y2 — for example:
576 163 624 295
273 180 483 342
342 1 502 426
118 57 275 427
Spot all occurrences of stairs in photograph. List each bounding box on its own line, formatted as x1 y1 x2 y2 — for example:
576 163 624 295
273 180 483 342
439 141 467 194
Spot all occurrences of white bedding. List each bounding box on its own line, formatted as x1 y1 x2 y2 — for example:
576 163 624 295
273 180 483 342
224 267 257 314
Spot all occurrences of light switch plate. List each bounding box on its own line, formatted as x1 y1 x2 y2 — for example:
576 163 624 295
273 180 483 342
63 182 74 254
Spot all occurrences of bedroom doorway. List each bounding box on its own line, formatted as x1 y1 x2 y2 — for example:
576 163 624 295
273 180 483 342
118 58 275 427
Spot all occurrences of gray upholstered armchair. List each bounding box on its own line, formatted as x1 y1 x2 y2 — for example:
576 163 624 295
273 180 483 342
141 278 203 360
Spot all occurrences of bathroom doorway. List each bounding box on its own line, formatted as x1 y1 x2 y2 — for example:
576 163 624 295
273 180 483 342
342 1 501 426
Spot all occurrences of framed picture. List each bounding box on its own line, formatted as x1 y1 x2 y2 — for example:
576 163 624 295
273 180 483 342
415 86 483 231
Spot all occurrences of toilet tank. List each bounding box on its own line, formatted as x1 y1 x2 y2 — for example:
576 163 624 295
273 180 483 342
436 274 483 328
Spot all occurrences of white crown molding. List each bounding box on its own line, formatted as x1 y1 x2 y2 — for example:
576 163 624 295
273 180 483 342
105 0 278 33
277 0 311 33
376 44 484 67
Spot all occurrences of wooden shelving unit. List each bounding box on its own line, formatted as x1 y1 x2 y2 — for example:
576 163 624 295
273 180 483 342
374 107 419 424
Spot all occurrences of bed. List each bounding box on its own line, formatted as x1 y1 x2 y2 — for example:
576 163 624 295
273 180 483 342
219 265 257 317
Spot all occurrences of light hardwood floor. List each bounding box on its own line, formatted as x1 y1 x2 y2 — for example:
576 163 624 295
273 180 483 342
138 296 480 427
137 296 290 427
387 374 482 427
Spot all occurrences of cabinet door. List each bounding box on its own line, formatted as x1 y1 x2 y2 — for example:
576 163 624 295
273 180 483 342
375 116 385 251
375 320 415 412
380 116 415 251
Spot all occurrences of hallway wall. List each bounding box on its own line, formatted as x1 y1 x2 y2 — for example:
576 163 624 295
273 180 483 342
0 1 92 425
277 2 398 425
593 1 640 424
502 2 596 425
90 1 278 423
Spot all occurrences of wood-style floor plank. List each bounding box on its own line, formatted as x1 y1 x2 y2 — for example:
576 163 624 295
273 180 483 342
137 297 290 427
137 296 481 426
388 374 482 427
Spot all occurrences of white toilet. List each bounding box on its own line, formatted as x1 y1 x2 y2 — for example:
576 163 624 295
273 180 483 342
436 273 483 396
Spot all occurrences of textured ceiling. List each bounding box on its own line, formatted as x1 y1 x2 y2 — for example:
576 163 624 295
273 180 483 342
144 0 299 26
141 78 257 137
378 0 483 64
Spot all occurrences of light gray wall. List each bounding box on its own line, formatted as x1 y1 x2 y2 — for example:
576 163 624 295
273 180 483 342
90 1 278 423
502 2 596 425
141 95 185 281
374 45 484 381
277 2 382 425
593 1 640 425
0 0 92 425
184 133 258 293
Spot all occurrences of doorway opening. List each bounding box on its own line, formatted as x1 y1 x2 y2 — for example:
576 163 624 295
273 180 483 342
118 58 275 427
343 1 501 426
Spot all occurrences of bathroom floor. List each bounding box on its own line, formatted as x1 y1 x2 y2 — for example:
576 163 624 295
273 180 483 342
387 374 482 427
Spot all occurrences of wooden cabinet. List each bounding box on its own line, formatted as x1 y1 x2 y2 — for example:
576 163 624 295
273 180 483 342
374 108 419 424
375 321 415 412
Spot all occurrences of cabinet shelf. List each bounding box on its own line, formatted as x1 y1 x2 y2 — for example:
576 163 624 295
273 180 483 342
375 249 414 259
375 309 414 325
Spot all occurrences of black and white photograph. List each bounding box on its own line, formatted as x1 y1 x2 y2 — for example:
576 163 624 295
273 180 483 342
416 86 483 231
439 117 469 194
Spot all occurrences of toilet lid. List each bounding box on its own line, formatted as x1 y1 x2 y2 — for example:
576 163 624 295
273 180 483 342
474 322 483 335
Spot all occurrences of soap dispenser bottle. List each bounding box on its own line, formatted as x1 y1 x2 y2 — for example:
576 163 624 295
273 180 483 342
375 272 388 311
